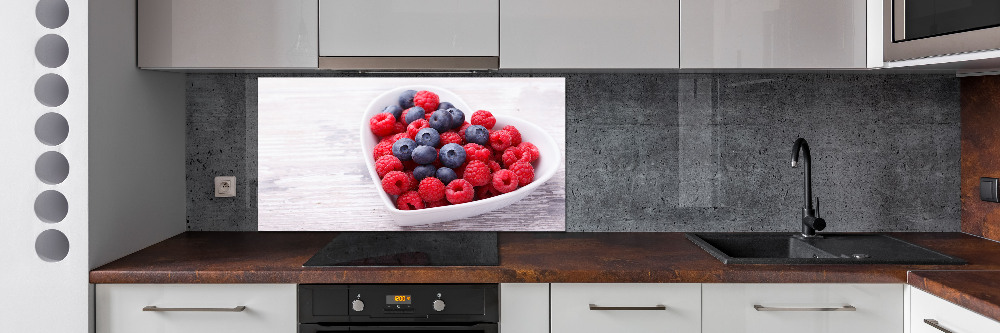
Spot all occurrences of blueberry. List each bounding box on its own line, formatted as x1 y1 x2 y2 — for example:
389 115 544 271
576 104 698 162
415 128 440 147
445 108 465 129
414 164 437 181
428 110 452 132
465 125 489 146
411 145 437 165
439 143 466 169
391 138 417 161
403 106 425 124
437 101 454 110
398 90 417 109
382 105 403 121
436 167 457 185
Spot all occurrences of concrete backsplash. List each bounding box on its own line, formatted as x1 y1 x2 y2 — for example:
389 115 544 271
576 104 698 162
186 73 960 232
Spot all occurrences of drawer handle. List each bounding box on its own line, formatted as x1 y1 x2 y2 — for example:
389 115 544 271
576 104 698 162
589 304 667 311
753 305 856 312
143 306 247 312
924 319 955 333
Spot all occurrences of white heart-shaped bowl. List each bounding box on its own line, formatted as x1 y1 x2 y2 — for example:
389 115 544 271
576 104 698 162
360 85 562 226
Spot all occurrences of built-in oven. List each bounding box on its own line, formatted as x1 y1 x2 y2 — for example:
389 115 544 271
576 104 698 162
884 0 1000 61
299 284 498 333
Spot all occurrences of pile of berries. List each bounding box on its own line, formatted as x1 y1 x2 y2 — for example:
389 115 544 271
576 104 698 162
369 89 542 210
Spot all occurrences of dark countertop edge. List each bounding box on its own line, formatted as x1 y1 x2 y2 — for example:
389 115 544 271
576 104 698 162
908 270 1000 324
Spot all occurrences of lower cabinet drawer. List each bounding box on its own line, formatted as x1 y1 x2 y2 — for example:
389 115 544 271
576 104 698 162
702 283 903 333
911 287 1000 333
550 283 701 333
96 284 297 333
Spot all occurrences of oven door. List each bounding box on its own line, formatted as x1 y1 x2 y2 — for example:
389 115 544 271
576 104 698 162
300 323 498 333
885 0 1000 61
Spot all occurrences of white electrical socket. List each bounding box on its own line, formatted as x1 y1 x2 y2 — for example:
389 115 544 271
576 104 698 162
215 176 236 197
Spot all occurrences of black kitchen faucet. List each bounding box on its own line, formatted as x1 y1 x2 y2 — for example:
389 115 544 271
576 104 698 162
791 138 826 238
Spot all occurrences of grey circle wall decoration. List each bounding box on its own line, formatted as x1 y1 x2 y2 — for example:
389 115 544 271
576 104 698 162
34 73 69 107
36 0 69 29
35 112 69 146
35 34 69 68
34 190 68 223
35 229 69 262
35 151 69 185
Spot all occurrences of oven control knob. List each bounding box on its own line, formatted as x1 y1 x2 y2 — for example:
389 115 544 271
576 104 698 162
352 299 365 312
432 299 446 312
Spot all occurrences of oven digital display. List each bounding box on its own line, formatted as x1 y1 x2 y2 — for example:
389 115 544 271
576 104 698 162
386 295 412 304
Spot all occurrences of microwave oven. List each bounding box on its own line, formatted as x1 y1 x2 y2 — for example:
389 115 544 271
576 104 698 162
884 0 1000 62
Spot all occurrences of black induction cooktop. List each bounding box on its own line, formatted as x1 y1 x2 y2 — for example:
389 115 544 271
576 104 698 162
303 232 499 267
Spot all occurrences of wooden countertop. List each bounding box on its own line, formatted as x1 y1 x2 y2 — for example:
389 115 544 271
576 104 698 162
90 231 1000 284
908 270 1000 323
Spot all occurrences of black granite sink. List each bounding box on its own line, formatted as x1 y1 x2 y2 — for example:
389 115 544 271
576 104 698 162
686 233 966 265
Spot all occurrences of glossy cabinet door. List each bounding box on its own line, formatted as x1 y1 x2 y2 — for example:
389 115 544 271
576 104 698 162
681 0 869 68
550 283 701 333
702 283 903 333
319 0 499 57
137 0 318 69
500 0 680 69
911 287 1000 333
96 284 297 333
500 284 549 333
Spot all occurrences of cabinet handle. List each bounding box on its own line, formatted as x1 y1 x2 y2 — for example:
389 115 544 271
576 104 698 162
753 305 856 312
143 306 247 312
589 304 666 311
924 319 955 333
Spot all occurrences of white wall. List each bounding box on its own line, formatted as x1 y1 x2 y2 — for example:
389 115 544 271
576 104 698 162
88 0 186 270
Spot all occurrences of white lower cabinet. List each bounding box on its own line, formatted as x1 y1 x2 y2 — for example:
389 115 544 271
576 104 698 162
910 287 1000 333
95 284 297 333
500 283 549 333
702 283 903 333
551 283 702 333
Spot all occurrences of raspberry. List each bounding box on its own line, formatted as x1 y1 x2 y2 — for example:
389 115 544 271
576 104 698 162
492 169 519 193
407 119 430 138
381 171 410 195
375 155 403 178
475 183 502 200
396 191 425 210
502 125 522 145
471 110 496 129
440 131 463 146
445 179 475 204
489 130 514 152
426 199 449 208
487 160 502 172
406 171 418 191
393 121 406 135
517 142 540 162
463 143 491 162
457 122 471 139
373 140 394 160
510 162 534 185
381 132 411 145
417 177 446 202
424 112 433 121
369 113 396 137
463 160 491 186
413 91 440 112
501 146 529 167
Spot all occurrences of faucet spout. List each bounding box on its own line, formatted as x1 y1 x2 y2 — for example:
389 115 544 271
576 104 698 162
791 138 825 237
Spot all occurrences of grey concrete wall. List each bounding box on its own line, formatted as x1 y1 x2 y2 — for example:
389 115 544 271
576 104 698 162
187 73 960 232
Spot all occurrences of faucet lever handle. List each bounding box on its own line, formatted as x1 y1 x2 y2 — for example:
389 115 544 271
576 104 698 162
815 197 820 218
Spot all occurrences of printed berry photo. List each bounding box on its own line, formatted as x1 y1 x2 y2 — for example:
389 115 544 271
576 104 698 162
258 78 566 231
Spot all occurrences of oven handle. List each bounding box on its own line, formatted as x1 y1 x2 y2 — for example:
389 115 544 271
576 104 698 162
301 324 498 332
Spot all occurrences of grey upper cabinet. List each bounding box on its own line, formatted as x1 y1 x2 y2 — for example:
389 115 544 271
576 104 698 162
500 0 680 69
680 0 872 69
138 0 318 69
